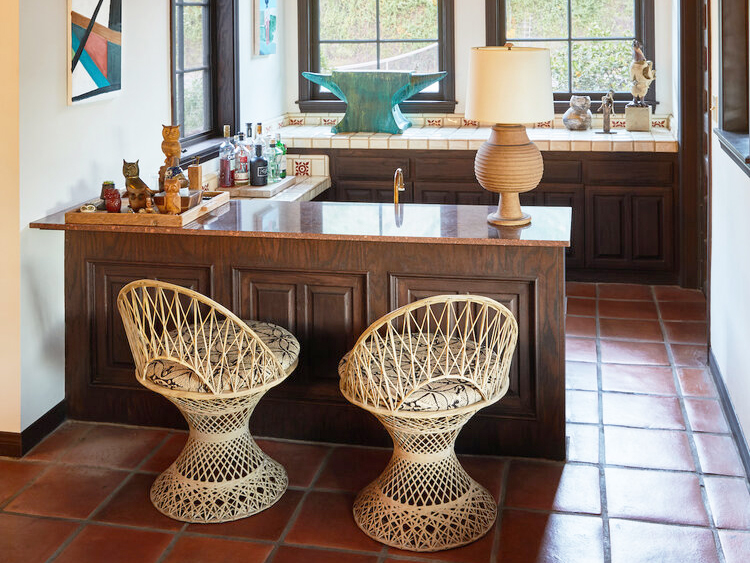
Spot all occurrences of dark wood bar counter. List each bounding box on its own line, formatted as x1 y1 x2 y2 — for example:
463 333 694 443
32 199 571 459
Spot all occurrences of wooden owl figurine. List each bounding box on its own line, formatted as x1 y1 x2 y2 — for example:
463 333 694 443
123 160 155 212
161 125 182 167
163 177 182 215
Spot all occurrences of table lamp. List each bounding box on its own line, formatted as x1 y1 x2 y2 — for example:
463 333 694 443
465 45 554 226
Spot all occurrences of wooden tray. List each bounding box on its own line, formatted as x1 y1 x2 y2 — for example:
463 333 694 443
65 191 230 227
217 176 297 199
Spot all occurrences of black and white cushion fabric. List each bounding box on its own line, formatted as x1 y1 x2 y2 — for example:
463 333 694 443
144 319 299 394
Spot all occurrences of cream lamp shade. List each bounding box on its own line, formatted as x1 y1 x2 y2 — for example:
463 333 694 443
465 46 554 125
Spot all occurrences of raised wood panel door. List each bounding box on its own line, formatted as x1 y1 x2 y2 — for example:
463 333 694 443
90 262 214 389
232 269 369 400
541 187 585 268
415 182 494 206
389 273 536 418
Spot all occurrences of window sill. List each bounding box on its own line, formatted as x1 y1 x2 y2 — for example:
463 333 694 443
298 99 458 114
179 137 224 167
715 129 750 177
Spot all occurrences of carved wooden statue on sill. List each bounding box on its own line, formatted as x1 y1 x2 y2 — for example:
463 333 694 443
159 125 182 190
626 40 656 132
123 160 156 212
163 177 182 215
302 70 447 134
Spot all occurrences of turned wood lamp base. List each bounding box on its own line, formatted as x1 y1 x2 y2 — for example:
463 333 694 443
474 124 544 227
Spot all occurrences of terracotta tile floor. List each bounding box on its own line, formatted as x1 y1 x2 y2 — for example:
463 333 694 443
1 283 749 562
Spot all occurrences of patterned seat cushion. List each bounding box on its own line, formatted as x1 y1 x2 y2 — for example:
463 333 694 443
144 320 299 394
340 335 496 412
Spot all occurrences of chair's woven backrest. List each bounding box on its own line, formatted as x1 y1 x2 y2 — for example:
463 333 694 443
341 295 519 412
117 280 285 395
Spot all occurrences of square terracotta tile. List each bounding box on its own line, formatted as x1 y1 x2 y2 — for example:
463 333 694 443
601 364 676 396
139 432 187 473
659 301 707 322
566 390 599 424
605 467 709 525
284 491 382 552
54 524 172 563
566 361 598 391
386 524 496 562
684 399 730 434
566 282 596 298
92 473 183 531
677 368 718 398
653 286 705 302
719 530 750 563
278 546 378 563
566 316 597 338
5 464 128 519
255 439 331 488
59 424 169 470
0 460 46 504
23 421 93 462
599 300 658 320
664 322 707 345
161 535 273 563
0 513 78 563
671 344 708 368
504 461 601 514
314 447 391 492
496 510 604 563
598 283 653 300
610 519 719 563
599 319 663 342
566 338 598 363
694 434 746 477
567 297 596 317
704 476 750 530
603 426 695 471
566 423 600 464
600 340 670 366
602 393 685 430
458 455 506 502
188 489 304 541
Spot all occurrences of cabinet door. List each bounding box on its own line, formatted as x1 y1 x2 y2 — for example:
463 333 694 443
337 180 412 203
539 186 585 268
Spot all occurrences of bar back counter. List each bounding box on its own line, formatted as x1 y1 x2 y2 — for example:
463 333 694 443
31 199 571 460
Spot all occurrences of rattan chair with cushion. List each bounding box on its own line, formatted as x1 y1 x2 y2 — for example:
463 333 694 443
339 295 518 552
117 280 299 524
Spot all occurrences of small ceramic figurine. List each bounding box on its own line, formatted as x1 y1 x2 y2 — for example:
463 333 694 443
159 125 182 190
163 177 182 215
123 160 156 212
102 186 122 213
629 40 656 107
597 90 616 134
563 95 592 131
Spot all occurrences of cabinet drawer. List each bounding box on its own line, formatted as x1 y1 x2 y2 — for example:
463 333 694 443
333 156 410 179
584 159 675 186
541 159 582 184
337 180 413 203
415 157 475 180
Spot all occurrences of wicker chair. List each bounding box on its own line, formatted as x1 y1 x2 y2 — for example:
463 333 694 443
117 280 299 524
339 295 518 552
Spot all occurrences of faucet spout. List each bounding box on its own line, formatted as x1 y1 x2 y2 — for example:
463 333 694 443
394 168 405 205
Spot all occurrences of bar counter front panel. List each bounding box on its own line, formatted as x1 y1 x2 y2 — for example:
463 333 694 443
43 200 571 459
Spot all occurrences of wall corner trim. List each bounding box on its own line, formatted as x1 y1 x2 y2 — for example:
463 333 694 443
0 400 66 458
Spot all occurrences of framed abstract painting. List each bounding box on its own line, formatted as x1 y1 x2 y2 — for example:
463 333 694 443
68 0 122 104
254 0 277 56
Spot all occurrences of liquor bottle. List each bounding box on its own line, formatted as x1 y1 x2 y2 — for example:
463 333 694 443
234 133 251 186
275 133 287 179
250 142 269 186
219 125 234 188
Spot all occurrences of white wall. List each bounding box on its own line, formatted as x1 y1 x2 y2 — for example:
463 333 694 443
16 0 171 430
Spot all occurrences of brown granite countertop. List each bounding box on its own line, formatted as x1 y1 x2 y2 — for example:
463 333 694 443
30 200 571 247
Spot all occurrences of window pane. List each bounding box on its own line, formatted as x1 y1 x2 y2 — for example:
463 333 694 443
319 0 376 41
572 40 632 92
379 42 439 73
506 0 567 39
174 4 184 72
379 0 438 41
320 42 378 71
571 0 635 38
515 40 569 92
184 5 206 69
183 71 207 137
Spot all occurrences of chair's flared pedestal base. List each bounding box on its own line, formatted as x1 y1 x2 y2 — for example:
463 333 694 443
151 393 288 524
353 414 497 552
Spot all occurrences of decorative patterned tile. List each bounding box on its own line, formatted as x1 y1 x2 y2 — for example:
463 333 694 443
463 118 480 127
536 120 554 128
322 117 339 126
426 118 444 127
293 159 312 177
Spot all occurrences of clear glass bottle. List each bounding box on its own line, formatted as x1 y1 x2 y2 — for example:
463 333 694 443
250 143 269 186
219 125 234 188
275 133 287 179
234 132 251 186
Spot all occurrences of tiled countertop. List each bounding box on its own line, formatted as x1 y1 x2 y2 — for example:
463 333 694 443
279 125 679 153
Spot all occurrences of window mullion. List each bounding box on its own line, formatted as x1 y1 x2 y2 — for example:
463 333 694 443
376 0 381 70
567 0 573 94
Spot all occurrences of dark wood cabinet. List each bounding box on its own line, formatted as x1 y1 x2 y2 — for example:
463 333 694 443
293 147 680 283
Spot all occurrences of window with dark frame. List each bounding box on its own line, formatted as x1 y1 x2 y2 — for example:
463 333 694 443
486 0 655 112
298 0 456 113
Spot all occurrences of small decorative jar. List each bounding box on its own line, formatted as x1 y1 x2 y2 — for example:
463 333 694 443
102 186 122 213
563 95 592 131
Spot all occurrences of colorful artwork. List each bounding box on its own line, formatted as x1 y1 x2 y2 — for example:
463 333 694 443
68 0 122 103
255 0 277 56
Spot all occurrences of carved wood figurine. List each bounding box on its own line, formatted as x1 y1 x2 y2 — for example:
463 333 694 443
163 177 182 215
123 160 156 212
159 125 182 190
597 90 616 134
629 40 656 107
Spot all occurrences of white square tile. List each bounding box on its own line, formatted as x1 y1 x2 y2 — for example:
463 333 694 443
389 137 409 149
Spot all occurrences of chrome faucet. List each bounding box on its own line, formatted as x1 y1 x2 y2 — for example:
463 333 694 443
394 168 405 205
